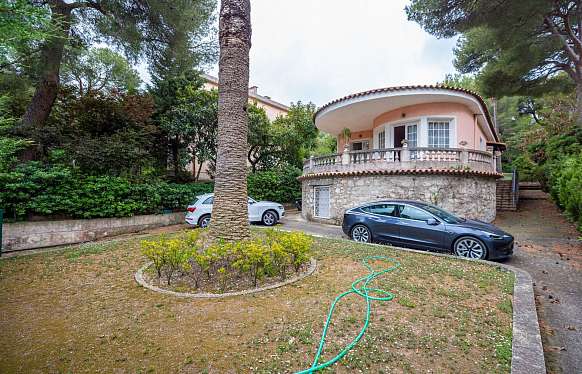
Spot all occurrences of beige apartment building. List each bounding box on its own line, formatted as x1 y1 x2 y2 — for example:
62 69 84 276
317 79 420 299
187 74 290 180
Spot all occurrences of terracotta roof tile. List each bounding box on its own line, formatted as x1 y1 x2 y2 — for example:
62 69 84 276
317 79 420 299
297 168 503 181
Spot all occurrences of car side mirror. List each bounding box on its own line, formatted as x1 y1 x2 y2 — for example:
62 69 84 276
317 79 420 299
427 218 439 226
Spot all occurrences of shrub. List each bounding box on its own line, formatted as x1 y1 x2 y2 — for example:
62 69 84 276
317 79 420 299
248 166 301 203
548 153 582 230
0 161 214 220
140 230 313 290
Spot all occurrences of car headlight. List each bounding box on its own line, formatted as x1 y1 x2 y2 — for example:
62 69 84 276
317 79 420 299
277 205 284 210
481 231 504 240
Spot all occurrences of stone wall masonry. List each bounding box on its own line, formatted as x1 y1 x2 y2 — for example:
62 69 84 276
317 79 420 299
302 174 497 225
2 213 185 252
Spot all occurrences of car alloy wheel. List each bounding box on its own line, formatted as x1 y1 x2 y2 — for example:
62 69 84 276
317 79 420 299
262 211 277 226
454 237 487 260
351 224 371 243
199 215 211 228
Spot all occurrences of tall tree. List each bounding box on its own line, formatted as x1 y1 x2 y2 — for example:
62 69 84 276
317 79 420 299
18 0 216 131
61 47 141 97
406 0 582 128
209 0 251 241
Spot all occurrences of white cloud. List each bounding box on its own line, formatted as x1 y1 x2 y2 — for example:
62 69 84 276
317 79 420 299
208 0 458 107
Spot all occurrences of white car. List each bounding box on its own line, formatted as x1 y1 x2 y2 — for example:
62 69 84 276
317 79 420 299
185 193 285 228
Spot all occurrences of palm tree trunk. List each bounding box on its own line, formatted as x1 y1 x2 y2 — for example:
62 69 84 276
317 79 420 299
209 0 252 241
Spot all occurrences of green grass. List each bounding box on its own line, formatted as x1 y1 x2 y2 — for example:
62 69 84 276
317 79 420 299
0 229 514 373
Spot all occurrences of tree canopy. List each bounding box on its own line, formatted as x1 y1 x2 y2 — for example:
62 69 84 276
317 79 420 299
406 0 582 126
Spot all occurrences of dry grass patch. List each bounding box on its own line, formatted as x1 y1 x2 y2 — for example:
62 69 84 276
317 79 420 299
0 230 513 373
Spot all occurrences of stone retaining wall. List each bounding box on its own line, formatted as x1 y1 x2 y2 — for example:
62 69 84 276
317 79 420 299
2 213 185 252
301 174 497 225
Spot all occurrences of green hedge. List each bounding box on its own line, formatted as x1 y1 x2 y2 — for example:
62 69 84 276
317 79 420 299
248 167 302 203
0 163 301 221
0 162 213 220
548 153 582 230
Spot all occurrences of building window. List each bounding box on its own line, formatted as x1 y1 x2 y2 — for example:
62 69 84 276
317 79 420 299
406 124 417 148
351 140 369 151
378 130 385 149
314 186 331 218
428 120 450 148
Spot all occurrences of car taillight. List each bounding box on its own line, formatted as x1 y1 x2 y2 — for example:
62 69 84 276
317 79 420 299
187 207 196 212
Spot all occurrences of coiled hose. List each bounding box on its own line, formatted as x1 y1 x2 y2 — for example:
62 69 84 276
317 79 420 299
296 256 400 373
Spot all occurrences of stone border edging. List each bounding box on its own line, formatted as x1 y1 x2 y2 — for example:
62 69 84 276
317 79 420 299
270 228 545 374
134 258 317 299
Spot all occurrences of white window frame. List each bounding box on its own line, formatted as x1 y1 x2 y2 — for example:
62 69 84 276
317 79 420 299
350 139 370 151
373 115 457 149
427 117 456 148
313 186 331 218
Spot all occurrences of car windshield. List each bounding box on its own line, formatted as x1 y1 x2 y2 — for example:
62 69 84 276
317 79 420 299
421 204 463 224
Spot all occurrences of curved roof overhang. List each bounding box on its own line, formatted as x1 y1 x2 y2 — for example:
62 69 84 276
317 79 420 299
314 86 499 142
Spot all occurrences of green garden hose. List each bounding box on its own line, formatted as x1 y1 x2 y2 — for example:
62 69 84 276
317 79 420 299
296 256 400 373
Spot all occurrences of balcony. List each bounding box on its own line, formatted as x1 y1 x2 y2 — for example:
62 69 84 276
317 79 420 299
303 147 497 175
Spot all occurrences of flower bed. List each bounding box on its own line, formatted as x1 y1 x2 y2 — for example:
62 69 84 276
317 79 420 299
140 229 313 294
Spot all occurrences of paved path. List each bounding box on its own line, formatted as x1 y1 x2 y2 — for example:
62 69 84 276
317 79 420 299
281 199 582 374
496 197 582 374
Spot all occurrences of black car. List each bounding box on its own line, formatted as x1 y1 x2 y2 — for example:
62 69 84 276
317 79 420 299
342 200 513 260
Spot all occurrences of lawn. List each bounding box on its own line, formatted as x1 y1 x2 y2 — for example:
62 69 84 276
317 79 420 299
0 229 513 373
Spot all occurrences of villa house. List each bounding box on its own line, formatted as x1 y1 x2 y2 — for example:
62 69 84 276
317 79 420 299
299 85 506 224
188 74 290 180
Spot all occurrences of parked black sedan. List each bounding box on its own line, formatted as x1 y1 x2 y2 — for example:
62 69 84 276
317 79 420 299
342 200 513 260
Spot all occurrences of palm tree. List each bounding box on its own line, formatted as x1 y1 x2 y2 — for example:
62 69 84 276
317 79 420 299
209 0 252 241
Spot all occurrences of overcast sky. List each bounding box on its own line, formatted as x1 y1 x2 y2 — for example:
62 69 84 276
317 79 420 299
206 0 458 107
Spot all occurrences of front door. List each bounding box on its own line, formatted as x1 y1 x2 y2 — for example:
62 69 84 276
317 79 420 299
394 125 406 147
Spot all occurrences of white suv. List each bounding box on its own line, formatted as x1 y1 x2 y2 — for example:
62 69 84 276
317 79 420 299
185 193 285 228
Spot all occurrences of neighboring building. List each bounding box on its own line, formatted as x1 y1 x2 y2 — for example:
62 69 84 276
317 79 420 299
300 85 506 224
188 74 290 180
201 73 289 121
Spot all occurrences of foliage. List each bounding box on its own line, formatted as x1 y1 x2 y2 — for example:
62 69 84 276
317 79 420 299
406 0 581 121
548 153 582 230
140 229 313 288
41 91 158 176
311 132 337 156
0 94 31 172
61 47 141 96
247 103 275 171
0 0 53 68
0 161 213 220
247 166 302 203
270 102 318 168
151 71 218 180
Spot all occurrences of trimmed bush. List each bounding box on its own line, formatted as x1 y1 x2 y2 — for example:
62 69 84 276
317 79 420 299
247 166 302 203
548 153 582 230
140 229 313 289
0 162 213 220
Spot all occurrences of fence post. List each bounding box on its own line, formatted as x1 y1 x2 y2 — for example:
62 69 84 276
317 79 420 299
401 142 410 162
460 149 469 165
342 144 350 165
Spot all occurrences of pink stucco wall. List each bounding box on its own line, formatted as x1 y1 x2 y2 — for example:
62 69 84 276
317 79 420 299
373 102 487 149
336 102 490 151
337 130 373 151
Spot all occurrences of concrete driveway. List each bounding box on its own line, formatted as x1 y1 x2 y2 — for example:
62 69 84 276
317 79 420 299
281 197 582 374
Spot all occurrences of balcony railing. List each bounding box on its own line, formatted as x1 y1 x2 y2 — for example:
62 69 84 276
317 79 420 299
303 147 496 174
